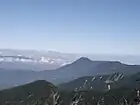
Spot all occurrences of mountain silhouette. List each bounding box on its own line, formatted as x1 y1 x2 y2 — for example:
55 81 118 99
1 57 140 89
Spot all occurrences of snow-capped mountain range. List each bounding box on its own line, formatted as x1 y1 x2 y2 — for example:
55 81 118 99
0 55 70 66
0 49 80 70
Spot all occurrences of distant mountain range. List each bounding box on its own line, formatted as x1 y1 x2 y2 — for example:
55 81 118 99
0 49 140 71
0 49 78 70
0 57 140 90
0 55 70 71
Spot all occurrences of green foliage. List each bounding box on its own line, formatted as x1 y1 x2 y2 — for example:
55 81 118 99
0 80 140 105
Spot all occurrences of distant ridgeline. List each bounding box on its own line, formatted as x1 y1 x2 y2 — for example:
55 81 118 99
1 57 140 90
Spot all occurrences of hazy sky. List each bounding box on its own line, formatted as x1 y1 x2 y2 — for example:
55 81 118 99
0 0 140 55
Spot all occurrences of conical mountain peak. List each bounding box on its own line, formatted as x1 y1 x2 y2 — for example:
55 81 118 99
73 57 93 64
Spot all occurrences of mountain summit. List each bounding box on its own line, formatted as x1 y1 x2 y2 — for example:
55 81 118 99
72 57 93 65
75 57 92 62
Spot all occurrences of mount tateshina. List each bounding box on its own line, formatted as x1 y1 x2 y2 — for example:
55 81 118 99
0 57 140 89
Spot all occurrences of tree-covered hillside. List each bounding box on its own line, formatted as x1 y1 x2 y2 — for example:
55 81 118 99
0 80 140 105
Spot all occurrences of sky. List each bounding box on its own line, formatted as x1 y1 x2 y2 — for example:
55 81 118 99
0 0 140 55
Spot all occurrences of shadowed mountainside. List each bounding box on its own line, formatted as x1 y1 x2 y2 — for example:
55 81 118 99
58 72 140 91
0 80 140 105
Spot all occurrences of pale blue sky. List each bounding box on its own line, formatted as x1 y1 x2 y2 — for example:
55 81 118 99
0 0 140 55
